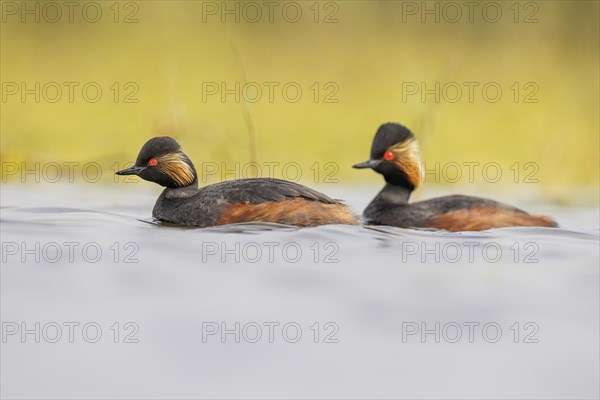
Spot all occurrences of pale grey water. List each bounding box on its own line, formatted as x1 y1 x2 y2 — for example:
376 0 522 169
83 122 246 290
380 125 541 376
1 183 599 399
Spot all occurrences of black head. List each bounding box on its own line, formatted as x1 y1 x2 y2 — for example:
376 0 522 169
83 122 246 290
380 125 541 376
353 123 421 190
115 136 197 188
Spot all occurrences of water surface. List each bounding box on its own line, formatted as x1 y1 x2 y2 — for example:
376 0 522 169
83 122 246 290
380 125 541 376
1 184 599 399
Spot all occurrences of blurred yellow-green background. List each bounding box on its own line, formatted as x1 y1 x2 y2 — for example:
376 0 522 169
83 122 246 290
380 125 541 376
1 1 598 199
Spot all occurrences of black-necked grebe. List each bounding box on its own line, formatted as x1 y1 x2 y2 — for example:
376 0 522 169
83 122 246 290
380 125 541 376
116 137 357 227
353 123 558 231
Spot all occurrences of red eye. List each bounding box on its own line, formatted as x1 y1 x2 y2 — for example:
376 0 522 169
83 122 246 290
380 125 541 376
148 158 158 167
383 151 394 161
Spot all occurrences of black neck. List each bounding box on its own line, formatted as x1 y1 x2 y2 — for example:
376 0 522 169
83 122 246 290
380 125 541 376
163 184 199 199
374 183 412 205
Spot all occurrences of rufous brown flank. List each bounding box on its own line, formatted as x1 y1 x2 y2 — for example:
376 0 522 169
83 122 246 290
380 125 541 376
430 206 558 231
217 198 357 227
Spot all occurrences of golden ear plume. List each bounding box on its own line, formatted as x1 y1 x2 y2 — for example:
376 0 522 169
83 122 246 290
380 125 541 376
389 138 421 189
156 151 196 187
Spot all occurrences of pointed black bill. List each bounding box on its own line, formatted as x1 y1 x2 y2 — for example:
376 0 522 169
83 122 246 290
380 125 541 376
352 159 381 169
115 165 145 176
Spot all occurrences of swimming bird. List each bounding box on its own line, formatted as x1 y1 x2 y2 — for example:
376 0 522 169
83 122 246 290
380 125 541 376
115 137 356 227
353 123 558 231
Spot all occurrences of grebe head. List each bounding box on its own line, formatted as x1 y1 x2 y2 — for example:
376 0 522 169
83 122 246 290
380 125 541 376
353 122 421 190
115 136 197 188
